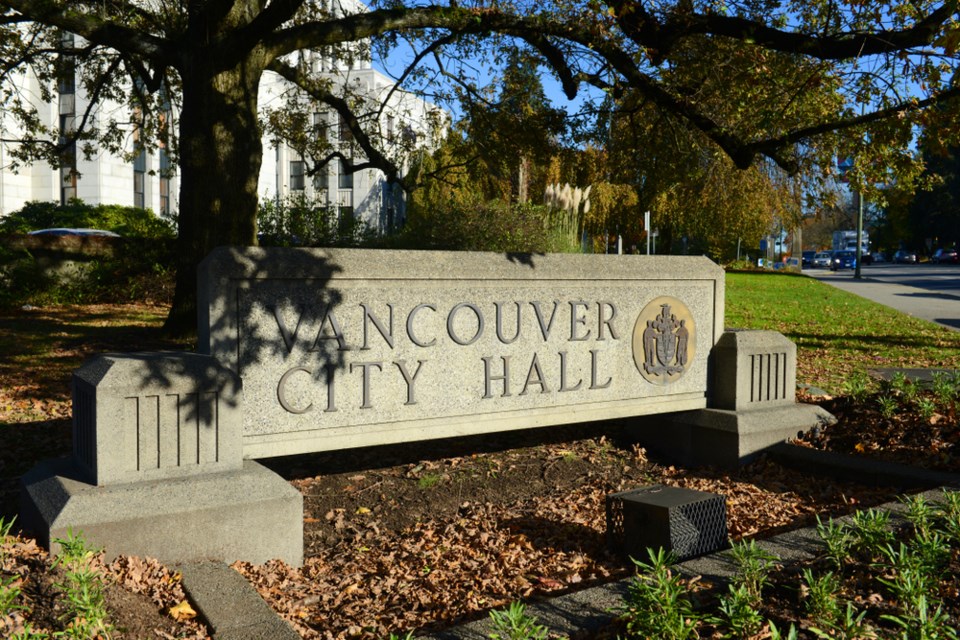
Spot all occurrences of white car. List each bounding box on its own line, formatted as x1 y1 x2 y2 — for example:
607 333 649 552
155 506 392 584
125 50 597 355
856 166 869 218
812 251 832 268
28 228 121 237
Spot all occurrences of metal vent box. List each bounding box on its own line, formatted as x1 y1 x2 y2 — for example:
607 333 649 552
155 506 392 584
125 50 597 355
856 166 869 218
606 485 728 561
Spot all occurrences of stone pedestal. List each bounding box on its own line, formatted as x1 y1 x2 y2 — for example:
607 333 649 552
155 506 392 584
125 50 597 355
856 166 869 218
629 330 835 467
20 353 303 566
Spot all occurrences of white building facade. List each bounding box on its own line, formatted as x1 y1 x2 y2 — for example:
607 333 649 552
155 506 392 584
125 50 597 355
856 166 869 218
0 3 444 234
0 32 176 218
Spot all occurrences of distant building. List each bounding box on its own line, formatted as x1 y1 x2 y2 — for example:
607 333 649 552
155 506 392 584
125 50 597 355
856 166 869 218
0 0 444 234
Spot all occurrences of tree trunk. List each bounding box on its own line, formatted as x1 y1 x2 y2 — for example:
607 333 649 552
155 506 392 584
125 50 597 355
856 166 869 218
163 62 264 337
517 156 529 203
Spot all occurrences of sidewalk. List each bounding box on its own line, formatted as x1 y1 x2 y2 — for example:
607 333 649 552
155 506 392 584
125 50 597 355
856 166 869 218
804 269 960 331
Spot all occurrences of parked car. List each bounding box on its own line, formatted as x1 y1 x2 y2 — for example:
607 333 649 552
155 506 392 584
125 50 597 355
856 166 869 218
893 250 917 264
831 250 857 270
871 252 887 263
812 251 833 268
28 228 121 237
933 248 959 264
801 250 816 268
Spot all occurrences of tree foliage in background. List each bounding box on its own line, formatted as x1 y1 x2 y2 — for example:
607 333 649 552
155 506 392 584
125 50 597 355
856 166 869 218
908 139 960 252
1 0 959 332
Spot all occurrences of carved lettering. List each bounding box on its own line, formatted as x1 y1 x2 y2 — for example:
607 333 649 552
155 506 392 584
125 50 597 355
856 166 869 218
597 301 620 340
558 350 583 392
394 359 426 405
447 302 484 346
531 300 560 341
569 300 591 341
309 307 348 352
589 349 612 389
277 367 313 414
494 302 522 344
407 303 437 347
519 353 549 396
270 305 305 354
482 355 512 399
350 361 383 409
361 303 395 350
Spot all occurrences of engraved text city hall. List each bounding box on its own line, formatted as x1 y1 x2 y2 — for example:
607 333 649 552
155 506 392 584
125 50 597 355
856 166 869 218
273 299 616 413
267 296 694 415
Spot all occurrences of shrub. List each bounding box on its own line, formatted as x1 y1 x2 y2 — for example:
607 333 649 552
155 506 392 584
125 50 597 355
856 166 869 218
257 194 375 247
394 199 560 253
0 199 174 238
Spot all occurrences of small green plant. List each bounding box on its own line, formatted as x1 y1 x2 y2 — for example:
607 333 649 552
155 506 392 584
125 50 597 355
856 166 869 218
801 568 842 629
0 515 14 538
619 547 699 640
881 595 959 640
915 396 938 421
8 623 51 640
487 601 548 640
51 529 114 640
887 371 913 397
809 602 876 639
51 529 94 568
713 583 764 638
0 515 14 564
418 472 443 489
940 490 960 542
878 539 947 617
850 508 894 557
842 370 872 402
901 494 936 537
727 539 778 602
0 573 24 617
930 371 958 410
768 621 799 640
877 394 898 419
386 633 414 640
816 516 853 570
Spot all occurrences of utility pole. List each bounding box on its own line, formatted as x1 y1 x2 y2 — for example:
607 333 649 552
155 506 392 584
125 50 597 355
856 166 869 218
855 190 864 279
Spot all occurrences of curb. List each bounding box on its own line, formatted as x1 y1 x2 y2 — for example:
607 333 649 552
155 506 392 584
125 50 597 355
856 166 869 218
178 562 300 640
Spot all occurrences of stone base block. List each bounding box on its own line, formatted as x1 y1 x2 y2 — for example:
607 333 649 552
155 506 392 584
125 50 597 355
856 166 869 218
20 458 303 567
627 403 835 468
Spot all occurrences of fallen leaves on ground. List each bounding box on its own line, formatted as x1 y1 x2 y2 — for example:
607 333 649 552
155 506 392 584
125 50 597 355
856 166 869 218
236 440 901 640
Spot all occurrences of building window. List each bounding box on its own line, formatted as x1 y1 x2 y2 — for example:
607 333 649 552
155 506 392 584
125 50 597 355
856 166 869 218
338 160 353 189
290 160 305 191
338 206 354 233
133 149 147 209
338 115 353 143
159 148 172 215
313 112 328 144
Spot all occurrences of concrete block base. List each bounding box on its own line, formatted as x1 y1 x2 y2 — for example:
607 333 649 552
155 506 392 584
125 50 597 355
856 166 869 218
627 403 835 468
20 459 303 567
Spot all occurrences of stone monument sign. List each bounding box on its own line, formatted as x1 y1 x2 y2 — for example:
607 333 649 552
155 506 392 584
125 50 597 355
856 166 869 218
199 248 726 458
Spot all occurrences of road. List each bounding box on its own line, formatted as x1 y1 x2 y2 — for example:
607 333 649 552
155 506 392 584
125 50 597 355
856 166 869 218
803 262 960 330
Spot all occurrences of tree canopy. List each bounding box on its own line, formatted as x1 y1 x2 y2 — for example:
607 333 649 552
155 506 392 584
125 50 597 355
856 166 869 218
1 0 959 332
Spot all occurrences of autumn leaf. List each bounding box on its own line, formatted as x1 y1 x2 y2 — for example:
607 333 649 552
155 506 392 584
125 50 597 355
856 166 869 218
168 600 197 621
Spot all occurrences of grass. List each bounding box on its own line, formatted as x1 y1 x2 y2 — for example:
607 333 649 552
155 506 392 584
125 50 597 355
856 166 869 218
725 272 960 393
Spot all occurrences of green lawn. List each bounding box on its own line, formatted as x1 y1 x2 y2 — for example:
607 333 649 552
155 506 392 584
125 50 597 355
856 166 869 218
726 271 960 393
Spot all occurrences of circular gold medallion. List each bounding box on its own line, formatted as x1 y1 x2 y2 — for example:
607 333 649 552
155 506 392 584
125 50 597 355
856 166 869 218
632 296 696 385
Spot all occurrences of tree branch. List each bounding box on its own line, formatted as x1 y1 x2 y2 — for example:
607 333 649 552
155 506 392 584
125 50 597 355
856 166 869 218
267 57 407 188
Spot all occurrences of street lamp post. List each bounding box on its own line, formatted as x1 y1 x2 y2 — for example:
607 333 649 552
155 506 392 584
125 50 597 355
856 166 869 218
855 190 864 279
